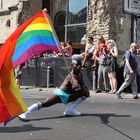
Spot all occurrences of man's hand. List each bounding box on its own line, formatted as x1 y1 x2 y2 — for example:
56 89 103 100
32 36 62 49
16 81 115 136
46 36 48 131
125 59 133 74
129 69 134 73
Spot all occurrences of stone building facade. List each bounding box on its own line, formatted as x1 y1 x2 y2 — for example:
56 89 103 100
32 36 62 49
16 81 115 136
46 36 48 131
0 0 42 44
87 0 140 52
0 0 140 52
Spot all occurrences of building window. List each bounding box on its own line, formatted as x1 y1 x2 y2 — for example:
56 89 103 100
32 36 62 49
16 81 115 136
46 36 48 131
54 11 66 42
66 0 87 43
6 19 10 27
67 25 86 43
54 0 87 44
67 0 87 24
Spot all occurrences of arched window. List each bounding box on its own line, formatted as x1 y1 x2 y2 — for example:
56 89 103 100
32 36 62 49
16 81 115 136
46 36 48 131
54 11 66 42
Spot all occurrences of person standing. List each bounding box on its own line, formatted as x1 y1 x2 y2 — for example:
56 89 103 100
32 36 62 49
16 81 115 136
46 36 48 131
107 39 118 94
116 43 139 99
95 36 110 93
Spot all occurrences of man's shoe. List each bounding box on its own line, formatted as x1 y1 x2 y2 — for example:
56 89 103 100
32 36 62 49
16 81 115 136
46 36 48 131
104 90 110 93
116 92 123 99
133 95 139 99
63 109 81 116
95 89 102 93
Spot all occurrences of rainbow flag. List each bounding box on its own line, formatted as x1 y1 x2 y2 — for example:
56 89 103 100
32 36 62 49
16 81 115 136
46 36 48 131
12 10 60 67
0 10 60 125
0 42 27 125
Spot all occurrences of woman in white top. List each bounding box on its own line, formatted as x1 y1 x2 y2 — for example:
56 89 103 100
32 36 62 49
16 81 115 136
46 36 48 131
82 36 96 67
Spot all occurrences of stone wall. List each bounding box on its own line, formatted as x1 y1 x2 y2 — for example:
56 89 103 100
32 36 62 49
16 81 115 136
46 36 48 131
1 0 18 10
0 0 19 43
87 0 110 40
87 0 140 52
0 0 42 44
18 0 42 25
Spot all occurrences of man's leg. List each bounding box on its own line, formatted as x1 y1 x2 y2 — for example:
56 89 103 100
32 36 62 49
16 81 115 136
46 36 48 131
64 96 87 116
19 94 61 120
116 74 132 98
131 73 138 99
19 102 42 120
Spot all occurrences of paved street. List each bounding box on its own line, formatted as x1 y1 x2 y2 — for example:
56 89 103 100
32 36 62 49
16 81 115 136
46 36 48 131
0 87 140 140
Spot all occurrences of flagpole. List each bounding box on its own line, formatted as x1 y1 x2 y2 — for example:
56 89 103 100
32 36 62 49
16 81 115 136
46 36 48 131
42 9 75 84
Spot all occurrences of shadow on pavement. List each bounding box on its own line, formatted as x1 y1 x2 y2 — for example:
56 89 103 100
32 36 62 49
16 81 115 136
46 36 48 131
0 124 52 133
17 114 133 140
81 113 131 124
21 113 131 124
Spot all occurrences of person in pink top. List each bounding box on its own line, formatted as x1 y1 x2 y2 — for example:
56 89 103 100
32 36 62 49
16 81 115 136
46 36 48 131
65 41 73 57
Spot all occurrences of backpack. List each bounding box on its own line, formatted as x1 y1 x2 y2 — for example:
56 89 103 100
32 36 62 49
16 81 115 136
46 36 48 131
98 48 112 66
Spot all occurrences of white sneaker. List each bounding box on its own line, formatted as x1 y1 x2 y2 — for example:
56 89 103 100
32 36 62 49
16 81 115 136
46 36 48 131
63 109 81 116
18 113 28 121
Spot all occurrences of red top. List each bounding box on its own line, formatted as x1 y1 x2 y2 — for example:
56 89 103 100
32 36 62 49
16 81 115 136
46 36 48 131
97 43 109 56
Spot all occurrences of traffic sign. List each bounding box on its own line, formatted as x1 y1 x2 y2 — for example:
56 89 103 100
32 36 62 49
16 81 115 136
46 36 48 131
124 0 140 16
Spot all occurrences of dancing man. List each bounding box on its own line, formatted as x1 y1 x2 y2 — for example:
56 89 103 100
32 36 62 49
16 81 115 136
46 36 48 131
19 54 90 121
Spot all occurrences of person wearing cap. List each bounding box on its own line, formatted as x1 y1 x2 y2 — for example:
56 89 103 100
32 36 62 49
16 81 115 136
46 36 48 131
19 54 90 121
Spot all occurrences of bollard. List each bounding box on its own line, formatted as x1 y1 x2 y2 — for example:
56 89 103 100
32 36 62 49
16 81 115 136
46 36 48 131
92 70 97 91
47 66 51 88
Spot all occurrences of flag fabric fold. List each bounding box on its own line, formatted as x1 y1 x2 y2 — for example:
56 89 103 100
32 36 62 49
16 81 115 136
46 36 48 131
0 10 60 125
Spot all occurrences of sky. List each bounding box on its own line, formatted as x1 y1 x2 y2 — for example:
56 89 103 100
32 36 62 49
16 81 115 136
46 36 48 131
69 0 87 13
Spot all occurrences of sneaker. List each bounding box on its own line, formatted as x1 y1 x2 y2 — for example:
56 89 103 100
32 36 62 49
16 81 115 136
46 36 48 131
95 89 102 93
18 113 28 121
104 90 110 93
116 92 123 99
133 95 139 99
63 109 81 116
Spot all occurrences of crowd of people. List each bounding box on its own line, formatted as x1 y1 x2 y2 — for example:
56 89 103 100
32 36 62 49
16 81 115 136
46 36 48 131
18 35 140 121
14 41 73 88
15 35 140 100
42 41 73 58
81 35 139 99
